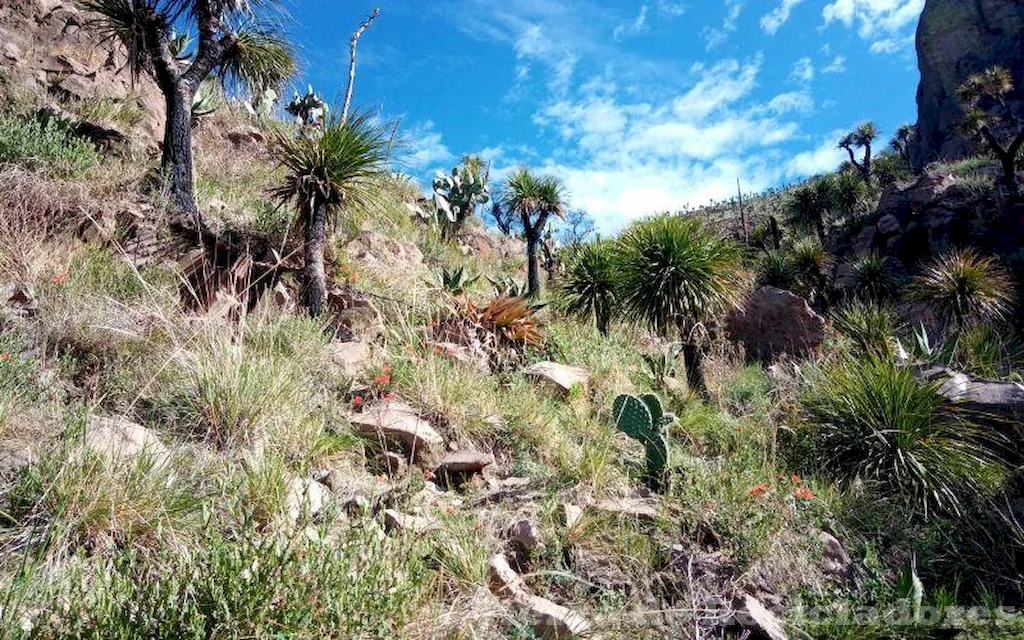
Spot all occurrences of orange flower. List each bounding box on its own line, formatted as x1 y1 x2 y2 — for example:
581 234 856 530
0 352 9 361
793 486 815 501
791 474 801 484
50 273 69 285
748 483 769 498
352 395 364 406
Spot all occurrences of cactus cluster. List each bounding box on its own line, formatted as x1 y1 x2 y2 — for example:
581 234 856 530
432 156 490 227
612 393 674 491
286 86 329 127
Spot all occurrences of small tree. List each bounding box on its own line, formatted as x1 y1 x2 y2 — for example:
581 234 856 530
272 114 391 315
890 124 916 167
787 172 865 244
559 209 596 246
498 168 568 297
838 122 879 182
613 215 740 397
958 66 1024 200
83 0 295 222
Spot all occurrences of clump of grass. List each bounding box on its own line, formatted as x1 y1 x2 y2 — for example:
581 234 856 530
908 248 1015 332
800 355 1007 518
0 111 99 178
957 325 1024 379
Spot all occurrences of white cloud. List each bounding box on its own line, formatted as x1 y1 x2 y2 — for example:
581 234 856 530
404 121 455 172
789 57 815 84
614 4 650 41
761 0 806 35
655 0 687 17
822 0 924 51
763 91 815 115
822 55 847 73
786 133 848 175
704 0 744 50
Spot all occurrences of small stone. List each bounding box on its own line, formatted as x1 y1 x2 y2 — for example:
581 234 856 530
382 509 436 534
285 477 329 525
509 518 543 551
523 362 590 396
2 42 21 61
347 401 445 469
85 415 169 469
876 214 902 236
327 341 371 377
3 283 38 316
435 450 494 475
561 503 583 529
593 497 661 522
736 594 789 640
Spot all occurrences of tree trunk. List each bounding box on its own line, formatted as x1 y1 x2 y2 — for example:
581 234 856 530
161 85 199 221
596 309 610 336
862 143 872 181
303 203 329 315
681 342 709 401
525 229 541 297
814 213 827 245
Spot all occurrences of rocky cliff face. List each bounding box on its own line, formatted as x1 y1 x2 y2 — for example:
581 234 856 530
0 0 164 144
912 0 1024 170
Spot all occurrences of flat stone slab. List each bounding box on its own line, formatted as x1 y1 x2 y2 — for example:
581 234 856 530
327 341 371 377
490 554 591 638
592 497 661 521
348 401 445 468
435 450 494 475
523 362 590 396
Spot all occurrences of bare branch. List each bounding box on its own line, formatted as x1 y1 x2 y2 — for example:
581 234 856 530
341 8 380 125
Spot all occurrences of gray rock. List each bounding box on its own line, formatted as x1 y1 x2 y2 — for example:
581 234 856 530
3 282 38 316
285 477 329 525
509 518 543 551
348 401 445 469
435 449 494 476
326 341 371 377
85 415 169 469
592 497 661 522
876 214 902 236
725 287 826 361
523 362 590 396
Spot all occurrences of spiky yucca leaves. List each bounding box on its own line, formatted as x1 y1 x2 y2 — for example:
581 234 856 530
755 250 796 290
498 167 568 296
788 173 866 243
908 249 1015 332
792 238 831 296
839 121 879 181
852 252 900 302
614 214 740 396
958 325 1024 379
614 215 740 337
560 240 618 335
831 299 902 358
957 66 1024 199
801 355 1006 518
217 28 296 94
272 113 392 314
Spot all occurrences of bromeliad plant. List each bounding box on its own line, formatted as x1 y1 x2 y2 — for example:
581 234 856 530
612 393 675 492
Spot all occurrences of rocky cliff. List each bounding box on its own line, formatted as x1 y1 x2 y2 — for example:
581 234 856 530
912 0 1024 170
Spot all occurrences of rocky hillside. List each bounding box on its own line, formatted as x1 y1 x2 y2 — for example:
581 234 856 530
912 0 1024 168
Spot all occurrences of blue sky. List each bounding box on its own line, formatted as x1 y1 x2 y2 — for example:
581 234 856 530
285 0 925 232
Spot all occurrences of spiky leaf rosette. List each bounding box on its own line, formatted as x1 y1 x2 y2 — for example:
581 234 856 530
560 240 618 332
908 248 1015 330
613 215 740 337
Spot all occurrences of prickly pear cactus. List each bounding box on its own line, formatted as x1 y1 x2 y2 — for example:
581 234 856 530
612 393 673 492
433 157 490 227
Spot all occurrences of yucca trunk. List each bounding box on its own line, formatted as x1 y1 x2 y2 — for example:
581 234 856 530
303 202 329 315
681 342 709 400
525 229 542 296
161 85 199 220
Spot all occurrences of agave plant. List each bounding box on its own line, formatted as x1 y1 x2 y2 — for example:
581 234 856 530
908 248 1016 334
271 113 392 314
756 250 797 290
559 240 618 335
801 355 1007 518
614 214 740 397
434 266 479 297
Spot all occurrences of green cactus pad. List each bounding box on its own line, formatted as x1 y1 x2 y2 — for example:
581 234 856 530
639 393 665 430
644 432 669 491
613 394 652 440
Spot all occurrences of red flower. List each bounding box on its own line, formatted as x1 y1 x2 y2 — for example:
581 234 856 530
50 273 69 285
374 375 391 386
0 351 9 361
793 486 815 501
352 395 365 406
384 392 395 402
748 483 769 498
791 474 801 484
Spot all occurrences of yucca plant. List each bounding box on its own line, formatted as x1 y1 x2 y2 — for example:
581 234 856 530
81 0 296 220
838 121 879 182
908 248 1015 335
801 355 1007 518
271 113 392 314
614 214 740 396
755 250 796 290
852 252 900 302
791 238 831 298
957 66 1024 199
831 299 902 357
496 168 568 296
560 240 618 335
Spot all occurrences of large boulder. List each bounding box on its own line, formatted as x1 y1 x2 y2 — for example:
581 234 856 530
725 287 826 361
912 0 1024 169
920 367 1024 422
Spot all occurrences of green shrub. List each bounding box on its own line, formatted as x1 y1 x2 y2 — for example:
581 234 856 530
831 300 902 357
559 240 618 335
908 248 1015 332
800 355 1006 518
851 252 901 302
0 111 99 177
958 326 1024 379
755 250 796 290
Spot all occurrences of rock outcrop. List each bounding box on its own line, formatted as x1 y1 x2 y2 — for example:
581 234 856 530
912 0 1024 169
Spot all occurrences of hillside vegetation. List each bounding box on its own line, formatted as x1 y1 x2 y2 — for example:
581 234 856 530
1 2 1024 639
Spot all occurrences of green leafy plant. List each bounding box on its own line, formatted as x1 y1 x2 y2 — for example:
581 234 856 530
908 248 1015 333
801 355 1006 518
559 240 618 335
433 266 479 296
896 323 958 367
831 299 902 357
612 393 675 491
756 250 796 290
641 343 683 390
0 111 98 177
613 214 740 396
852 252 900 301
430 155 490 235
